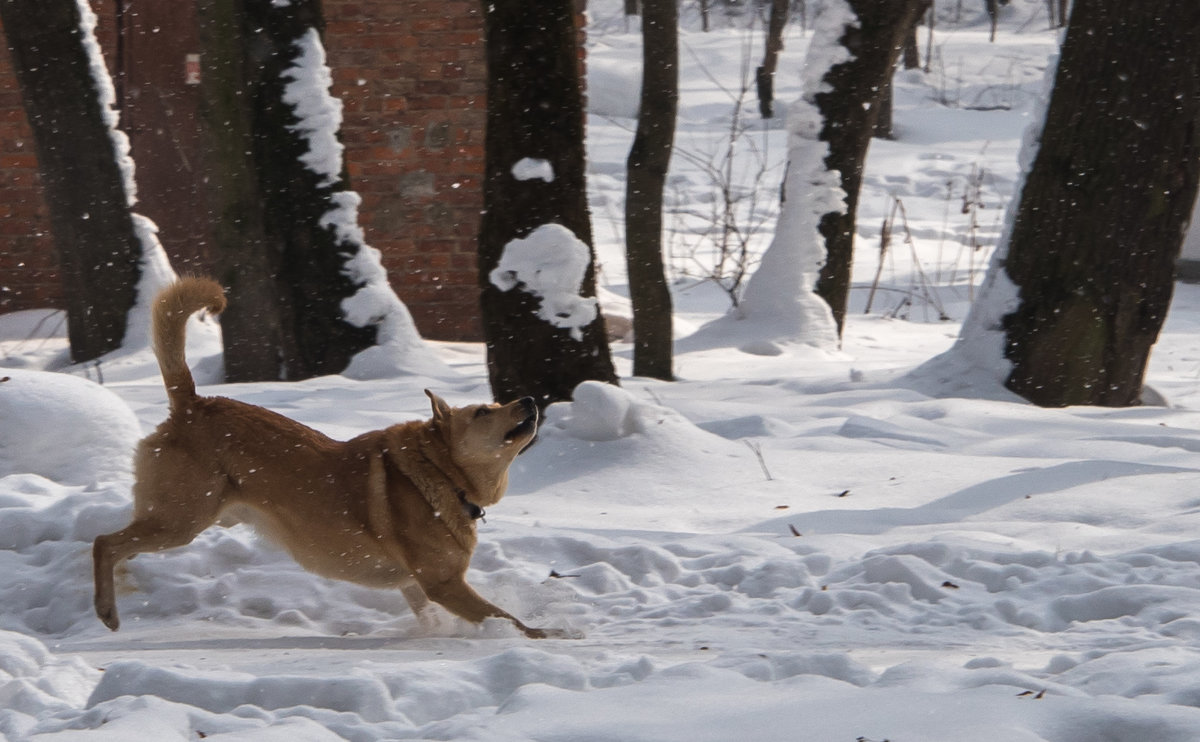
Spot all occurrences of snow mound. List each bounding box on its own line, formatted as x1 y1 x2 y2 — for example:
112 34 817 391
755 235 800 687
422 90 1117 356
90 661 394 723
0 370 141 484
0 629 97 739
546 381 700 442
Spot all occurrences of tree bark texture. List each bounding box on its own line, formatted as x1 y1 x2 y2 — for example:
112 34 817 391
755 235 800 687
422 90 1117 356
625 0 677 380
196 0 375 382
478 0 617 405
196 0 290 382
0 0 142 362
1002 0 1200 407
812 0 932 337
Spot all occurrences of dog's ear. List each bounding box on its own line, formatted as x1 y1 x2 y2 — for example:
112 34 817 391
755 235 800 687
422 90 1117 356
425 389 452 426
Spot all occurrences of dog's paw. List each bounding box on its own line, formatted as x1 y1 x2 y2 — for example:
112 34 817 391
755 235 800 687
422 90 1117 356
96 607 120 632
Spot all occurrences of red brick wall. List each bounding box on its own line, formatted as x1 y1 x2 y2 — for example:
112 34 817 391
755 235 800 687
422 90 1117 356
0 22 57 313
325 0 486 340
0 1 487 340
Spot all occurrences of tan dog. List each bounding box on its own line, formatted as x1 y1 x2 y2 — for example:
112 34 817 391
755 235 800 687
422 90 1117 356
93 277 561 638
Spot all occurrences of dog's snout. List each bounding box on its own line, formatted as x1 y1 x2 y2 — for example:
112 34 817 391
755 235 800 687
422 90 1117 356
518 396 536 414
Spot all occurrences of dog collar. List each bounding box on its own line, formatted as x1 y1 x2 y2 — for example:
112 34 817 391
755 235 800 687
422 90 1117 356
457 489 486 522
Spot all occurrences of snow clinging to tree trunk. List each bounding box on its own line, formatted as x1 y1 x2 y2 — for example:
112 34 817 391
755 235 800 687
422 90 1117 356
511 157 555 182
75 0 177 353
75 0 135 207
684 0 854 354
280 29 345 189
735 0 856 351
905 41 1064 399
489 223 599 342
278 29 448 379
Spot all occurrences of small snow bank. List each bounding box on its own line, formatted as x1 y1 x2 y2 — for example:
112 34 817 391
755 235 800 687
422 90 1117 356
489 224 599 341
546 380 697 442
0 369 141 484
0 629 97 740
90 661 394 723
512 381 766 532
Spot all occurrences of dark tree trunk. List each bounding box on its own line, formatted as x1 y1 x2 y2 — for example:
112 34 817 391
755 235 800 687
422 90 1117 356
0 0 142 363
625 0 678 380
756 0 789 118
1002 0 1200 407
813 0 932 336
196 0 290 382
873 74 894 139
902 16 921 69
196 0 375 382
478 0 617 405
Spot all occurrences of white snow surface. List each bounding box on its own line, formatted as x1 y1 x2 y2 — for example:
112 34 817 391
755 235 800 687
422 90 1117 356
0 369 140 486
6 2 1200 739
489 224 599 341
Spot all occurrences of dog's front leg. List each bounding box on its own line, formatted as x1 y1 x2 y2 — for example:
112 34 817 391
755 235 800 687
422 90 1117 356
419 576 566 639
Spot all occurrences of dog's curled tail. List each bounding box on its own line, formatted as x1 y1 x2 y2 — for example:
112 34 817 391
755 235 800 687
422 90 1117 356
153 277 226 411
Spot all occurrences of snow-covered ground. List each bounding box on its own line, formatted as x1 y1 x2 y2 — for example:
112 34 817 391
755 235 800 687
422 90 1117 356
6 2 1200 739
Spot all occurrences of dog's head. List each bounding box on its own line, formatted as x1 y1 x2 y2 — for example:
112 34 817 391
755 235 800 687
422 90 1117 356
425 390 538 495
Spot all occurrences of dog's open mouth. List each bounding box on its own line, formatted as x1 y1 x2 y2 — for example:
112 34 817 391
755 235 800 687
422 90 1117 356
505 413 537 441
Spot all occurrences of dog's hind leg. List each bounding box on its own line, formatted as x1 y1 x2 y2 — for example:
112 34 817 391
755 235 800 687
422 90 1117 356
94 461 226 630
93 519 202 630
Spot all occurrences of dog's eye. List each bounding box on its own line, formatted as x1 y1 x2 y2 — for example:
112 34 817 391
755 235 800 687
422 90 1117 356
474 408 491 418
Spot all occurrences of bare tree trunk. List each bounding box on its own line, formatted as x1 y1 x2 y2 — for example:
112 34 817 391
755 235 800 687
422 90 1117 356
873 73 894 139
0 0 142 362
478 0 618 405
196 0 375 382
625 0 678 380
1002 0 1200 407
902 17 921 69
196 0 290 382
756 0 789 118
813 0 932 336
